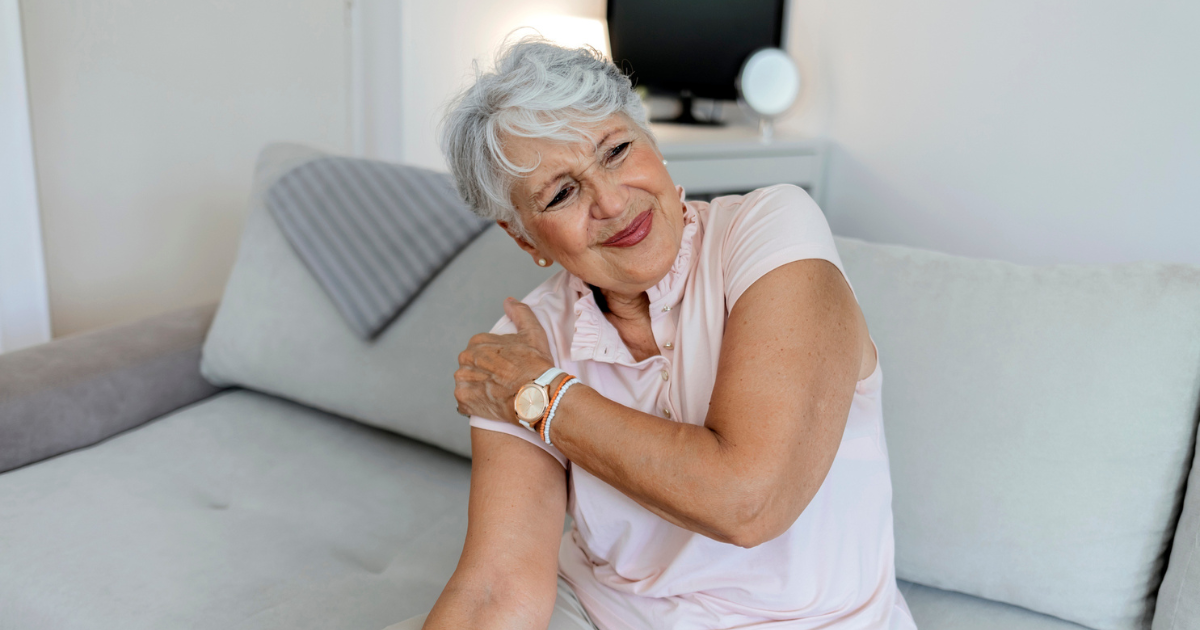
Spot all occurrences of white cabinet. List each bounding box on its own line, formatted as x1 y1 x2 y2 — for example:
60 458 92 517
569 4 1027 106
652 123 828 208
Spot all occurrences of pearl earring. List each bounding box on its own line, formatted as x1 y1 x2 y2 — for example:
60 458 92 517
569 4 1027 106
537 258 549 267
662 159 669 165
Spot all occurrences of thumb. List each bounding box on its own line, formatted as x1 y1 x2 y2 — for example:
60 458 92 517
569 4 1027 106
504 298 551 350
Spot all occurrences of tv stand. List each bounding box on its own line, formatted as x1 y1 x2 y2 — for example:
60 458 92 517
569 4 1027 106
652 123 828 208
651 94 724 126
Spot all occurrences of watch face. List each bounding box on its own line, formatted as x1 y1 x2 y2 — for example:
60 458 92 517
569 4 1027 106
515 385 548 422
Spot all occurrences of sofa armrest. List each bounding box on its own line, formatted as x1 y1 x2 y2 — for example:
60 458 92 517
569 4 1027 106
0 302 224 474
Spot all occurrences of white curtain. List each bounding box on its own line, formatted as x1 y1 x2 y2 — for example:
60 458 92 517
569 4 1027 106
0 0 51 352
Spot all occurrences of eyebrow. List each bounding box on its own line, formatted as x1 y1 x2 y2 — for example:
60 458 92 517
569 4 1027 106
527 130 621 207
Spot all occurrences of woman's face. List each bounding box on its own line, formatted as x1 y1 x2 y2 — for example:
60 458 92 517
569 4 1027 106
502 114 685 297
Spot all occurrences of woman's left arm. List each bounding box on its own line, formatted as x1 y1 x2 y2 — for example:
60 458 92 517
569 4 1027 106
473 258 870 548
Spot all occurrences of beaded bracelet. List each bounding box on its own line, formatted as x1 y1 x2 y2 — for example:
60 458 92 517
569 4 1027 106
534 373 574 438
542 377 580 445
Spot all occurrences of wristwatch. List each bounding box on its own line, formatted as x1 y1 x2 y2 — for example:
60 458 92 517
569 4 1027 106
514 367 565 432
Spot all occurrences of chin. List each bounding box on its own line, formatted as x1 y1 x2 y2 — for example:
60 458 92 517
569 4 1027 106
588 217 682 293
627 243 680 290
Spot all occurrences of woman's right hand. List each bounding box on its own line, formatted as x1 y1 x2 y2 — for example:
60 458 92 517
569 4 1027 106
454 297 557 424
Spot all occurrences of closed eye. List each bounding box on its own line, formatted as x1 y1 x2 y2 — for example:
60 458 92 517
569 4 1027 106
546 184 574 209
608 141 631 162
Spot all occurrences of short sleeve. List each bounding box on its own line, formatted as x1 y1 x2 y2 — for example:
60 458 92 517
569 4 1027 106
467 314 569 468
721 184 851 311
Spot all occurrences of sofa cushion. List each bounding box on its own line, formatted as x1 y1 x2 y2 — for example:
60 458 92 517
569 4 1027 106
1153 418 1200 630
0 389 471 630
836 236 1200 630
201 144 554 457
0 385 1105 630
899 581 1090 630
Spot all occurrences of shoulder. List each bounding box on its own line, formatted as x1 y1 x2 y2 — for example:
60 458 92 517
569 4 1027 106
700 183 835 265
702 184 825 239
487 270 578 358
699 184 844 310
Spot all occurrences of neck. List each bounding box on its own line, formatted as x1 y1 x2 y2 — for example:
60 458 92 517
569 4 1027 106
597 288 650 323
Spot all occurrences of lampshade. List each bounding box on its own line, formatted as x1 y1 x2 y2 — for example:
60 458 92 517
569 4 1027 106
525 15 610 58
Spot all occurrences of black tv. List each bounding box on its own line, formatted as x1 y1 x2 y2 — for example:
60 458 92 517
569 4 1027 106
606 0 786 124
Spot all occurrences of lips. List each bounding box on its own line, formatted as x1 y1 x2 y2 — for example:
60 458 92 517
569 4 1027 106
602 210 653 247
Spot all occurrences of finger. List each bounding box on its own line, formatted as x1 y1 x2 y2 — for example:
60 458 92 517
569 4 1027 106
503 298 552 354
454 380 480 413
454 365 490 382
457 349 475 368
468 332 502 347
503 297 542 334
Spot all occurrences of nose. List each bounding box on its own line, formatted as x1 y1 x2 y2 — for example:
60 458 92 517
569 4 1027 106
590 174 627 221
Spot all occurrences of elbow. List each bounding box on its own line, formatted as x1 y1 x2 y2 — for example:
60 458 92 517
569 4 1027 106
713 487 798 549
721 528 772 550
721 514 790 550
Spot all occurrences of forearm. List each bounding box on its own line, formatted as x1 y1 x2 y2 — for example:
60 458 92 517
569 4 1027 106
423 428 566 629
549 384 766 545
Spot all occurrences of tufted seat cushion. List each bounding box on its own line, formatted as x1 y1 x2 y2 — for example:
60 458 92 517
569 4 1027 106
0 390 471 630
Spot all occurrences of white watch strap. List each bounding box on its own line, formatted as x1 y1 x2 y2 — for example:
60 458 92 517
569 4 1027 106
533 367 565 387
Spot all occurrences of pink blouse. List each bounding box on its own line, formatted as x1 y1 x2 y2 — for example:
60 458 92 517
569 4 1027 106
471 184 915 629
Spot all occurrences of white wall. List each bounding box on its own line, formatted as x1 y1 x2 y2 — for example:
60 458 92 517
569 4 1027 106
20 0 606 339
22 0 349 337
397 0 1199 265
399 0 604 170
21 0 1198 338
781 0 1200 265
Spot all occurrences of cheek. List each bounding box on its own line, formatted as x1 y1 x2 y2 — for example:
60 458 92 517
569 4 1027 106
532 211 592 256
626 153 678 208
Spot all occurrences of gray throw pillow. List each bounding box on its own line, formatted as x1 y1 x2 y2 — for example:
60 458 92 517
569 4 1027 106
267 155 488 339
201 144 555 457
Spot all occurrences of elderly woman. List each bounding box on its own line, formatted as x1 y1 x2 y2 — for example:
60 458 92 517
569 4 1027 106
390 38 915 630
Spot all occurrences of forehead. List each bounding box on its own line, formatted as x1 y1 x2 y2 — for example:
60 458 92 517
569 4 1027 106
504 115 634 168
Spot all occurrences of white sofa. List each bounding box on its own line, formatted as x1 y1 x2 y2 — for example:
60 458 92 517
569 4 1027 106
1 144 1197 630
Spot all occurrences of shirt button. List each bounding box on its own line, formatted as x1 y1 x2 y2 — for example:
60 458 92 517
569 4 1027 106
663 342 674 350
661 370 669 381
662 305 671 312
662 408 672 419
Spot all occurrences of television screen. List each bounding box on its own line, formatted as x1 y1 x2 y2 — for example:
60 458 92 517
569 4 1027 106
606 0 785 102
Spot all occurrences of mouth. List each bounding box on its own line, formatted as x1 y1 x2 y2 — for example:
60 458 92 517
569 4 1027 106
602 210 653 248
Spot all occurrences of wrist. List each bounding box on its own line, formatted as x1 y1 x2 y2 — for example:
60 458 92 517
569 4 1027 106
522 360 557 386
513 366 566 432
539 376 581 445
547 372 571 393
542 379 590 450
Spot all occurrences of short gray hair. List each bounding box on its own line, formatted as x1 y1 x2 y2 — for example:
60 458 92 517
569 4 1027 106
439 35 652 230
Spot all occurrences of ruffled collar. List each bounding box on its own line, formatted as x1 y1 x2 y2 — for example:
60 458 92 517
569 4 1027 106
568 186 700 364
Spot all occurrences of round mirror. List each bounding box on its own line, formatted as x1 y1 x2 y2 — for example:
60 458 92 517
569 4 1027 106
737 48 801 118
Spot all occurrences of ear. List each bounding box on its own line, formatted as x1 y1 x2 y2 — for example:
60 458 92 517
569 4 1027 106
496 220 542 260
